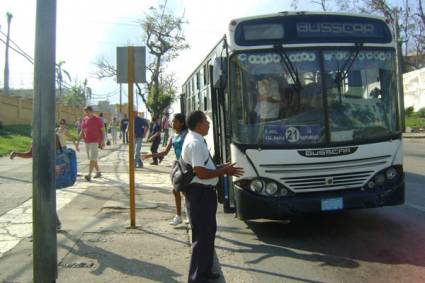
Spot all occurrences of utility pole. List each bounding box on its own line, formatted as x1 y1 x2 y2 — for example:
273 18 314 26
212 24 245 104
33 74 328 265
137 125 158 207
394 8 406 132
4 12 12 96
119 83 122 113
33 0 57 282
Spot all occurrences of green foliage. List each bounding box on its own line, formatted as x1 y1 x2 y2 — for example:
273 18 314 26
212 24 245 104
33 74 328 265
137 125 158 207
405 115 425 128
93 1 188 116
2 124 32 136
417 107 425 118
0 125 32 157
147 89 175 118
405 106 414 117
59 79 88 108
146 73 177 117
142 1 188 117
143 3 189 62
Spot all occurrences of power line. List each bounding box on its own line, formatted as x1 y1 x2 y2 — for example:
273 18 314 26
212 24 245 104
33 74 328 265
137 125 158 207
84 20 140 27
0 30 34 62
0 36 34 64
0 33 84 91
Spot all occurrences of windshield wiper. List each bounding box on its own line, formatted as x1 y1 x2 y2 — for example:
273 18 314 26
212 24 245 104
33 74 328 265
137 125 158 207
335 42 364 103
274 44 302 92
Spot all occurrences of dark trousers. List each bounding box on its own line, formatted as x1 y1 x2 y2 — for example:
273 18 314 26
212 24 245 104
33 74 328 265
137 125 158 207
150 138 161 163
185 184 217 283
121 130 128 144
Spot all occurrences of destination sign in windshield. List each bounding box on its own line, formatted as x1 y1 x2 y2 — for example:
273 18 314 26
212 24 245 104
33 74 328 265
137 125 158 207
244 23 284 40
296 22 380 38
234 15 392 45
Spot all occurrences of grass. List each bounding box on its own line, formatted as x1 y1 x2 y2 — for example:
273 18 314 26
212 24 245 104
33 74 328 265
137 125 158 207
405 115 425 129
66 125 79 139
0 125 32 157
0 124 81 157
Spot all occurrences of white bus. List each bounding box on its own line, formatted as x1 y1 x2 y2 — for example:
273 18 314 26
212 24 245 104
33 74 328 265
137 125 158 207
181 12 404 220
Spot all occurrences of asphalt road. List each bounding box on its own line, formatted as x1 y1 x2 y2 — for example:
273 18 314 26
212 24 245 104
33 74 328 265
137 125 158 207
0 143 118 216
216 139 425 283
0 139 424 282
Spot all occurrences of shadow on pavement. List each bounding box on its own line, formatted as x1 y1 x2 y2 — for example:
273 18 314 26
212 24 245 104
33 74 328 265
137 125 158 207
238 209 425 268
59 231 182 282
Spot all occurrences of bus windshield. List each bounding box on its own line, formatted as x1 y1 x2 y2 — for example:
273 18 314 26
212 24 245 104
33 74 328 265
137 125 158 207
230 48 398 145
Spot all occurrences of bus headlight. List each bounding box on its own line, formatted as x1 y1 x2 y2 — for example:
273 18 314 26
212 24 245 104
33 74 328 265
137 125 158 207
250 179 264 193
265 182 279 195
386 167 398 180
375 173 385 186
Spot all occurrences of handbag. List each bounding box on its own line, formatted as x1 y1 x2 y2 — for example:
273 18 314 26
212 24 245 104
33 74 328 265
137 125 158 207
55 147 77 189
170 157 195 193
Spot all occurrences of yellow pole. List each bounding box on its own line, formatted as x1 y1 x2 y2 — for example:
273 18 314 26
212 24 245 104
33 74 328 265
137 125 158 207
127 47 136 227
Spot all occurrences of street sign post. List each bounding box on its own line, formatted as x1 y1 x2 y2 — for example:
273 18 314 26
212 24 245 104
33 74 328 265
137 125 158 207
116 46 146 228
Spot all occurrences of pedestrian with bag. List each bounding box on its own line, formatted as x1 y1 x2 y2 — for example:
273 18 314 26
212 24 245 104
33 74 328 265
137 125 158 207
181 111 244 283
9 135 77 231
142 113 188 225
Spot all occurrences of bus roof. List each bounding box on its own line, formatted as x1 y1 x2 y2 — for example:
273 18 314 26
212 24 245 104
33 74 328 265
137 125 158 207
229 11 387 24
229 12 392 47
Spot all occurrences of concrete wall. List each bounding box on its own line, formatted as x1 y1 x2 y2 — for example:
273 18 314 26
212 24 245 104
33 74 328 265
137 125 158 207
404 67 425 110
0 93 83 125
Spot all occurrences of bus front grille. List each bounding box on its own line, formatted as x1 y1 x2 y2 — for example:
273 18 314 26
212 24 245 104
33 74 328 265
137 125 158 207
279 171 374 192
257 155 391 192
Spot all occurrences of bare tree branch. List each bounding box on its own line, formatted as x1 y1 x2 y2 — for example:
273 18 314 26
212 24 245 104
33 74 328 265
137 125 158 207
92 57 116 79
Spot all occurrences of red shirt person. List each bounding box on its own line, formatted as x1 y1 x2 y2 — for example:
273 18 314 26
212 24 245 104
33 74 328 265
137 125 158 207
78 106 105 181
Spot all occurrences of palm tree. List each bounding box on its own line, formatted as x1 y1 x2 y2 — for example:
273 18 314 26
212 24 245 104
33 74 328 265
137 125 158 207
56 61 71 96
3 12 13 96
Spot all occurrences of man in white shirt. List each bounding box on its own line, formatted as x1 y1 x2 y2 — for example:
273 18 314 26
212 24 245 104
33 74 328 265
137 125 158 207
182 111 244 283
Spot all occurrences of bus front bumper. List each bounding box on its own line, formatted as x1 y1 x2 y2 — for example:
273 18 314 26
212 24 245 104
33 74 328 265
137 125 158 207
234 182 404 220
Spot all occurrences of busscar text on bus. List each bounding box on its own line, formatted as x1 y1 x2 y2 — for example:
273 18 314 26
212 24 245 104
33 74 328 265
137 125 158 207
180 12 404 220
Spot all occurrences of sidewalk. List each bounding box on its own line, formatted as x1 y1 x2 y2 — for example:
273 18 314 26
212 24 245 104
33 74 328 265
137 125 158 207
403 132 425 139
0 143 223 283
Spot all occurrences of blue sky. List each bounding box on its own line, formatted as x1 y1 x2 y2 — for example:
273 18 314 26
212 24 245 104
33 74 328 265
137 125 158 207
0 0 319 112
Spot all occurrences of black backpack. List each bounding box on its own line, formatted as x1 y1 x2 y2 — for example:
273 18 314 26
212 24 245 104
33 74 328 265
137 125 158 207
170 157 195 193
170 156 211 193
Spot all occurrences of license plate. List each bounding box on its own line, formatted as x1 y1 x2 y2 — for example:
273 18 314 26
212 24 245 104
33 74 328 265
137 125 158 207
321 198 343 211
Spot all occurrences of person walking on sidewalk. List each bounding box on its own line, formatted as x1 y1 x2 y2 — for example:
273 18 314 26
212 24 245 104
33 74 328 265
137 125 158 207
77 106 105 181
147 116 162 165
161 113 170 147
182 111 244 283
109 117 119 145
134 111 149 168
142 113 188 225
120 114 129 144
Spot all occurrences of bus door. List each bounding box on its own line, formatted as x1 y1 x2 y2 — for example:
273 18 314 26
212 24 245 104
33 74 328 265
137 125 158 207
210 65 234 213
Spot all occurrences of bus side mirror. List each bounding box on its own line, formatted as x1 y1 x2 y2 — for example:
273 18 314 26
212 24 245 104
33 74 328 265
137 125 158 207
212 57 227 89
